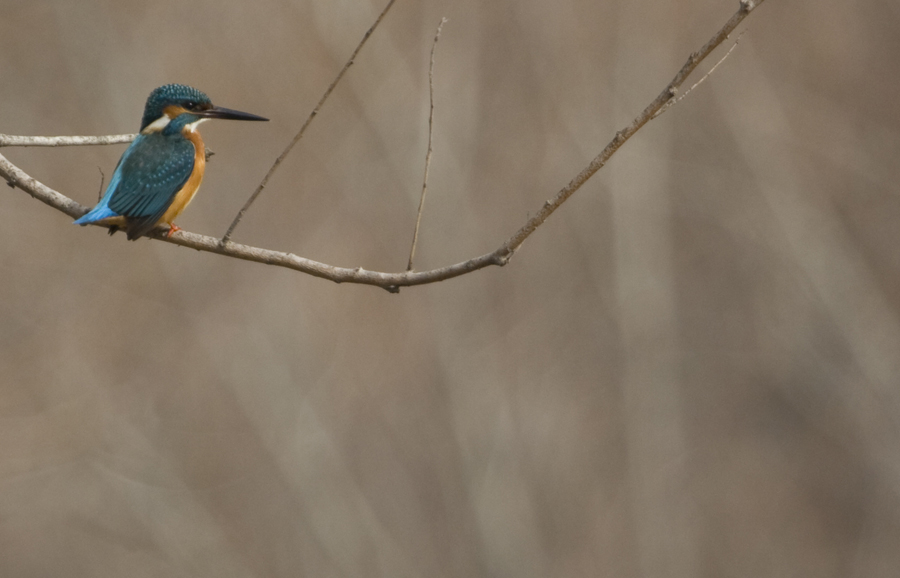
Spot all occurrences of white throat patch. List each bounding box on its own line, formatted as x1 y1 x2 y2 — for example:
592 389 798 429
185 118 209 133
141 114 171 134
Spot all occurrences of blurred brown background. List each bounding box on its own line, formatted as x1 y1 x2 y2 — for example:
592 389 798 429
2 0 900 576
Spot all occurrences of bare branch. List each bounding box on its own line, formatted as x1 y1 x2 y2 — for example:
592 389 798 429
407 17 448 272
0 148 499 293
653 31 746 119
0 134 135 147
1 0 766 292
220 0 398 244
1 152 90 218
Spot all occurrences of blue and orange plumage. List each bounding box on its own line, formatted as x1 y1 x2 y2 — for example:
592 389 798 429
74 84 267 240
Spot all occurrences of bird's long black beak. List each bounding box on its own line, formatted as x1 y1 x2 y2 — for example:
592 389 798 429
199 105 268 122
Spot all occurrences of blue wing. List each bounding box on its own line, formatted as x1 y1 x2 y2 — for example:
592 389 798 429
74 133 195 239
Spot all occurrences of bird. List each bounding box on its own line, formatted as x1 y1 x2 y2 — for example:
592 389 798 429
74 83 268 240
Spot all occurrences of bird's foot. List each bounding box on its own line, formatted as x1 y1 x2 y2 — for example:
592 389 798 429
166 224 182 238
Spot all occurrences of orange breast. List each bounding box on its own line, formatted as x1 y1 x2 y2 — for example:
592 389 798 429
158 127 206 226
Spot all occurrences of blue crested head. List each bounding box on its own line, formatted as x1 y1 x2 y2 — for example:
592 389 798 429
139 84 268 133
140 84 212 131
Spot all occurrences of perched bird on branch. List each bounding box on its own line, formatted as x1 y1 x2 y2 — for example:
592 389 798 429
74 83 267 240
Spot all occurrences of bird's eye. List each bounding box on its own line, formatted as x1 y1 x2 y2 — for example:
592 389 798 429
185 101 196 110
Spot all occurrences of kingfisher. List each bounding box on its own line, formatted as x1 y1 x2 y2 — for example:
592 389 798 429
74 83 267 240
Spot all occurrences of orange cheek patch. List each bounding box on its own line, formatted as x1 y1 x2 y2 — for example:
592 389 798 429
163 105 189 119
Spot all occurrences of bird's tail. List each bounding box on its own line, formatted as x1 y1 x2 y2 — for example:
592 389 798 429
73 202 118 226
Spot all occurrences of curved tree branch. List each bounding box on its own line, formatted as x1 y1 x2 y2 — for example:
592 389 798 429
0 0 765 293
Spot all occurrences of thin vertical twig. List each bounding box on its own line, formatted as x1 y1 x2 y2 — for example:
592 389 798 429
96 167 105 201
220 0 398 244
407 18 447 271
